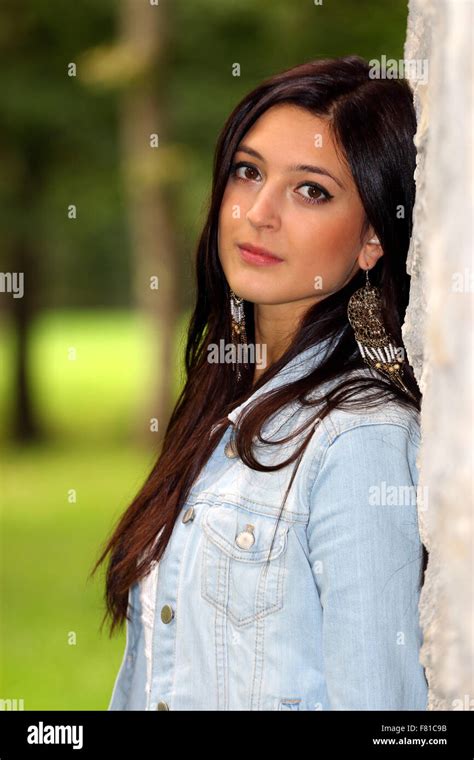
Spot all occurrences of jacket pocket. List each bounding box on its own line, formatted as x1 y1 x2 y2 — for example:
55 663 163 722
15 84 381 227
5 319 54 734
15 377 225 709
200 503 289 627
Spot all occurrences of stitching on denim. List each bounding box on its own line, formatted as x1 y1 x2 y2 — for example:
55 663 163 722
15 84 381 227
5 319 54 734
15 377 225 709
291 523 311 561
140 564 159 710
251 600 266 710
214 551 229 710
213 560 220 710
326 416 418 446
194 491 308 521
169 526 187 712
303 418 331 505
223 493 308 521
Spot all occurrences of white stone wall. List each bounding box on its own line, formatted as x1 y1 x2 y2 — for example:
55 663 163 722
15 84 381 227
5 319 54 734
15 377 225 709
404 0 474 710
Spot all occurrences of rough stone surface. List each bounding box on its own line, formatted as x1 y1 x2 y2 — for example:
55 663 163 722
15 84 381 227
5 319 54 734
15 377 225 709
404 0 473 711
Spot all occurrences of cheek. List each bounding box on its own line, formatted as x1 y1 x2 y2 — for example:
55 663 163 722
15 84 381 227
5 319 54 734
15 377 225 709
294 205 362 261
218 191 237 240
217 196 239 272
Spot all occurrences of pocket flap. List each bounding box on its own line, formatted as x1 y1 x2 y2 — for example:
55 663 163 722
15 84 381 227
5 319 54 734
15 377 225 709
202 505 288 562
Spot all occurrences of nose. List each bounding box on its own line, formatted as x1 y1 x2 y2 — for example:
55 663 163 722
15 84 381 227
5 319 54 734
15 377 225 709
245 184 280 229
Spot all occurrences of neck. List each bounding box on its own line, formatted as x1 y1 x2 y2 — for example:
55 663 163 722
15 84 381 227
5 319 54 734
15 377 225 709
251 299 315 385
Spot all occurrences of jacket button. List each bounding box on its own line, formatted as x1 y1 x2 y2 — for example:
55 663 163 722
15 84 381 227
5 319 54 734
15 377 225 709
235 524 255 549
156 701 169 710
224 440 238 458
182 506 195 523
160 604 174 624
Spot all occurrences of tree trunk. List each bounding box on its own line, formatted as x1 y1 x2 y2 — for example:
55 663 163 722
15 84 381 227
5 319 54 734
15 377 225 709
9 144 43 443
118 0 178 448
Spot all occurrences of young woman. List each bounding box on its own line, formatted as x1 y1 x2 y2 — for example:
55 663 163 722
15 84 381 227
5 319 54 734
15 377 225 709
93 55 429 711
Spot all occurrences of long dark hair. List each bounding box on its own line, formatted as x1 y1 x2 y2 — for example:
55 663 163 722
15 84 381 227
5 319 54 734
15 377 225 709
91 55 427 636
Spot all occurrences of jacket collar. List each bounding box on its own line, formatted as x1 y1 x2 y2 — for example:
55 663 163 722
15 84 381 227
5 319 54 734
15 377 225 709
227 334 335 431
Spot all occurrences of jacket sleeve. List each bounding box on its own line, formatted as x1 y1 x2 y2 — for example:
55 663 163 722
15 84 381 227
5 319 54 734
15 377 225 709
306 421 428 710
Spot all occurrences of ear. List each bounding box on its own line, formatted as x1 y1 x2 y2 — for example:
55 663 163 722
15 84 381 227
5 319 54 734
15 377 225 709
357 230 384 271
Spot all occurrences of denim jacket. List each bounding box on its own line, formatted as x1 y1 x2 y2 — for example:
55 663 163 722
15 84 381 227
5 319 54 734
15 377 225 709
108 337 428 711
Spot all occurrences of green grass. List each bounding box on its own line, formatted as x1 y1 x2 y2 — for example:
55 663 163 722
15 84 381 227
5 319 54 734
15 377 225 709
0 309 189 709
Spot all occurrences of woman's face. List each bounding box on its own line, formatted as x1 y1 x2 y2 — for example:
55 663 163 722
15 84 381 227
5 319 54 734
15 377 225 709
218 103 381 309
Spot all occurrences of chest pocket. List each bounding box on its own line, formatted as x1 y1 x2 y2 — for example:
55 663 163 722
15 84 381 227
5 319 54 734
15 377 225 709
200 504 289 627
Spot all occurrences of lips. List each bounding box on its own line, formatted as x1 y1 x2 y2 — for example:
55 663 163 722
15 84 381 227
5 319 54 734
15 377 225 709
237 242 284 263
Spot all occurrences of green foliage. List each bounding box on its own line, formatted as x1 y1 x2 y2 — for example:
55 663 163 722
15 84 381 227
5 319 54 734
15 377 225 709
0 0 408 308
2 442 149 709
0 309 188 708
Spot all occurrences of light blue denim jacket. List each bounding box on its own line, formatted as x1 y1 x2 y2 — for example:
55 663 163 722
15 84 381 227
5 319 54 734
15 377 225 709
108 337 428 711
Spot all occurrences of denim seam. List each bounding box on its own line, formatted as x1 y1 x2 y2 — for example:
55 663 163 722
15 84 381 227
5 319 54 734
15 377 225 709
168 528 186 710
193 492 308 524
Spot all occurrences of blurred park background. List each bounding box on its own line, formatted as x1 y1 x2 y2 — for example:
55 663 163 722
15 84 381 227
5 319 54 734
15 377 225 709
0 0 410 710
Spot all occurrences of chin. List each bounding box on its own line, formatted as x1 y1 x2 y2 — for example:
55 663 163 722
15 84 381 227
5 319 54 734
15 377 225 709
235 289 289 306
225 269 289 304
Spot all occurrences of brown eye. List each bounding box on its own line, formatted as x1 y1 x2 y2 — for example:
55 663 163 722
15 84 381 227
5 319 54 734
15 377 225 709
296 182 333 206
305 186 325 201
230 162 261 182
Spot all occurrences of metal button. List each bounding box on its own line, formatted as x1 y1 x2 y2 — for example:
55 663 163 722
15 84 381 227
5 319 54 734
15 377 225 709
156 700 169 710
182 506 195 523
235 524 255 549
224 440 238 458
160 604 174 624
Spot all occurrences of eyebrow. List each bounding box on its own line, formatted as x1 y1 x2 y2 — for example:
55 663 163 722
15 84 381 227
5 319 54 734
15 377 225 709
235 143 345 189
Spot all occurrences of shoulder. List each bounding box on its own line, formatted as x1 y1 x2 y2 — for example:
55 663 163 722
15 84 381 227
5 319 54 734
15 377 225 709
302 385 421 502
311 366 420 444
321 398 420 447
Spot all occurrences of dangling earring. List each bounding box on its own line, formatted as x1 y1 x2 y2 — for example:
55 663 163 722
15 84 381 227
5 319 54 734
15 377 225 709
347 266 416 400
229 288 247 381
